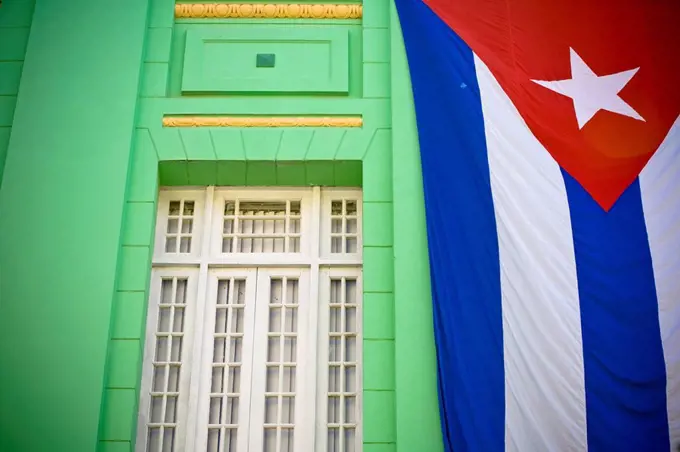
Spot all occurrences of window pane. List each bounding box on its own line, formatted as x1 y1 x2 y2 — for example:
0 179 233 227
211 367 224 393
158 308 172 332
281 428 294 452
264 429 277 451
162 427 175 452
224 429 237 452
147 428 161 452
165 396 178 423
328 428 340 452
206 429 220 452
168 366 180 392
265 396 278 424
344 428 356 452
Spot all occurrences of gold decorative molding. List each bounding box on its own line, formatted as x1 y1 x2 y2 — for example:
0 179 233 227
162 116 363 127
174 3 362 19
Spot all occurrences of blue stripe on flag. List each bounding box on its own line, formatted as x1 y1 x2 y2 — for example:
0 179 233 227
562 172 670 451
396 1 505 451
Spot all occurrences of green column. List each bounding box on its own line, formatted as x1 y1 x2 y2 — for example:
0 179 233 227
0 0 149 451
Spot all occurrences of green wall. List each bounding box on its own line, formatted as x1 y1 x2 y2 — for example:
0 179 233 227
0 1 443 451
0 0 34 180
0 0 149 451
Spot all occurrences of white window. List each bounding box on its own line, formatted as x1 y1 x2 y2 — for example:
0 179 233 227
137 187 363 452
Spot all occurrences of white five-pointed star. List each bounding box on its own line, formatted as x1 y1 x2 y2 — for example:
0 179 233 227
531 48 645 129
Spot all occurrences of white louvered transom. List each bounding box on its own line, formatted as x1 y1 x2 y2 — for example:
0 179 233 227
222 200 301 254
138 187 362 452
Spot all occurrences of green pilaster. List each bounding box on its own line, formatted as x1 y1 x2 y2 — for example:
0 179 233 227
0 2 149 452
390 2 444 452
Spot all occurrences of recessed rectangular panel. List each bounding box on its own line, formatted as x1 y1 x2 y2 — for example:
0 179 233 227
182 27 349 94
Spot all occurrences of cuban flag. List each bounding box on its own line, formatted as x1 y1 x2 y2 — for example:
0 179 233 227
394 0 680 450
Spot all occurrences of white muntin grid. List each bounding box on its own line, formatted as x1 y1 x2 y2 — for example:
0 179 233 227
138 186 363 452
317 269 363 452
138 269 199 452
205 275 253 452
321 191 363 261
165 200 195 253
330 200 359 254
263 277 300 448
248 269 311 452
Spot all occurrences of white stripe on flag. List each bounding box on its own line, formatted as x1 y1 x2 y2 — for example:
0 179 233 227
640 115 680 450
474 54 588 452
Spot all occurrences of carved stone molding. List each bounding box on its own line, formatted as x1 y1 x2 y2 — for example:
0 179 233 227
174 3 363 19
162 116 363 127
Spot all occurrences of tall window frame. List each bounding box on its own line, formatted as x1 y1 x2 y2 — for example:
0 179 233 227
137 186 363 452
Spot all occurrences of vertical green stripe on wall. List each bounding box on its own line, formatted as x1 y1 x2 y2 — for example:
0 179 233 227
390 2 445 451
0 0 150 451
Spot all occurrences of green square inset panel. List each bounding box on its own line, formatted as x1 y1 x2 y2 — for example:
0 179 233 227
181 27 349 94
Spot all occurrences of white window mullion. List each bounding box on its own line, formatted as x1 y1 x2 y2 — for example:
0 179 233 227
293 270 313 452
305 187 322 450
183 186 214 449
249 270 273 451
316 270 332 452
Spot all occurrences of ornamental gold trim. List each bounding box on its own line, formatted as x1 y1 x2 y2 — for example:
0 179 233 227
174 3 362 19
162 116 363 127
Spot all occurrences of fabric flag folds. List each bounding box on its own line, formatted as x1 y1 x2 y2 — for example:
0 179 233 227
394 0 680 451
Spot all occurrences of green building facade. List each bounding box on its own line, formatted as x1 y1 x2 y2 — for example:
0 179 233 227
0 1 443 451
